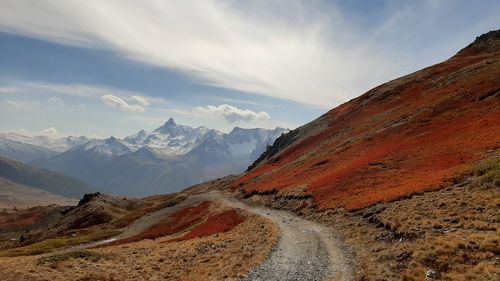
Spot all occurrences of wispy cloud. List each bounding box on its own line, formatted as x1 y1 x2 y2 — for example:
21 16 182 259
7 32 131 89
2 81 143 99
101 94 146 113
196 104 270 123
40 126 58 135
47 97 64 106
4 0 494 107
0 81 156 112
4 100 34 110
0 86 22 94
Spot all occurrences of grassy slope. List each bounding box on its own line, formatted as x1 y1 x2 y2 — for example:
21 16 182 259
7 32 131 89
0 155 96 199
0 177 77 209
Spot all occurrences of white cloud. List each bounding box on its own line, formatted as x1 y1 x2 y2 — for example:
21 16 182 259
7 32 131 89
0 86 22 94
2 0 488 107
47 97 64 106
1 81 159 111
101 94 145 113
196 104 270 123
129 95 150 106
3 81 143 99
1 1 498 108
4 100 32 110
40 126 58 135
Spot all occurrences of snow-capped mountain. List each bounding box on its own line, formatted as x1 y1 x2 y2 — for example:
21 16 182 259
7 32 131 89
0 135 56 163
80 137 132 158
12 118 288 196
124 118 211 156
0 133 90 152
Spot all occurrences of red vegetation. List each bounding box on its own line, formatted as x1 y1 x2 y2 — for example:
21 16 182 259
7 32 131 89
237 32 500 210
106 201 211 246
170 210 244 242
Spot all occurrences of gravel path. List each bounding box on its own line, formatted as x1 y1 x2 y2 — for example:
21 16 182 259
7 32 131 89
217 194 354 281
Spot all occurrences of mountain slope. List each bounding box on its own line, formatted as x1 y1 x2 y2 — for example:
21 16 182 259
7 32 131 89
237 30 500 210
0 136 57 163
0 133 90 163
0 156 96 199
0 178 77 209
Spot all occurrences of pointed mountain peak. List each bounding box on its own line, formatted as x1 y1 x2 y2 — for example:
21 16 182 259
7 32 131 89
164 117 176 127
104 136 123 146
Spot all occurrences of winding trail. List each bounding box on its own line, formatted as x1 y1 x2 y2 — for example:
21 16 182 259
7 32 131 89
78 191 354 281
218 194 354 281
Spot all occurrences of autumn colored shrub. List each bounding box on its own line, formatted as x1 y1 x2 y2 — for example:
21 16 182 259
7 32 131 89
170 210 244 242
236 41 500 210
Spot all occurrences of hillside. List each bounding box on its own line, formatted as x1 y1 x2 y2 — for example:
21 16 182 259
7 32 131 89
0 178 77 209
0 156 96 199
237 30 500 210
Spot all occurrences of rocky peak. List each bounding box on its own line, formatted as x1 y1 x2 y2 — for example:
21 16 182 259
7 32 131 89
457 29 500 56
164 117 176 127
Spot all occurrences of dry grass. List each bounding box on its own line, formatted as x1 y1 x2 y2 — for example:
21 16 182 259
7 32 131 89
0 213 279 281
0 229 119 257
314 156 500 280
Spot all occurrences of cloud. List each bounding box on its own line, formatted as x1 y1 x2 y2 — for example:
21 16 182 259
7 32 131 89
1 81 157 111
196 104 270 123
2 81 144 99
40 126 58 135
1 0 491 108
4 100 32 110
1 1 498 107
129 95 150 106
101 94 145 113
47 97 64 106
0 86 22 94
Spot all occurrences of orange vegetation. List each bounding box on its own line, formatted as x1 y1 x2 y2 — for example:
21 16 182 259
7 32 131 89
107 201 211 246
170 210 244 242
237 32 500 210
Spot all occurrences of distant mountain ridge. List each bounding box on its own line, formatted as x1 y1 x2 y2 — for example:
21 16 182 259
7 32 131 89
0 119 287 196
0 155 95 199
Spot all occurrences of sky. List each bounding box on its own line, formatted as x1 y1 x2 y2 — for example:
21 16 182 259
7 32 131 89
0 0 499 138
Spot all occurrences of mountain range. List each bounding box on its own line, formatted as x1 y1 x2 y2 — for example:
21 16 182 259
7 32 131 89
0 119 287 196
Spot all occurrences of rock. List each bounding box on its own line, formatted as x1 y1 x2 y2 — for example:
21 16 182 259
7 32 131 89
426 269 438 279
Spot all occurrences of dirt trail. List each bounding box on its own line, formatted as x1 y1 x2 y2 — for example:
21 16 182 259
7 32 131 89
217 194 354 281
78 191 354 281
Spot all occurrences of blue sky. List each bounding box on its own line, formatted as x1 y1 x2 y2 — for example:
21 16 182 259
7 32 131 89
0 0 499 137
